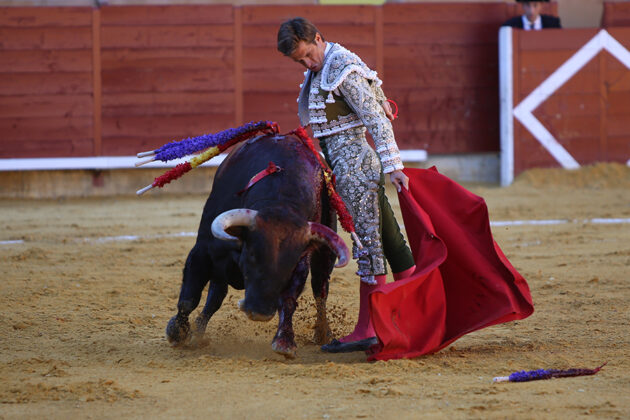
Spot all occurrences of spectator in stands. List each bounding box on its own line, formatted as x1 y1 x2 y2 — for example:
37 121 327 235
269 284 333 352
502 0 562 30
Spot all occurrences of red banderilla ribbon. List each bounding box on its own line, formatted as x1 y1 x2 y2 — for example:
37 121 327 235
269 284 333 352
237 161 283 195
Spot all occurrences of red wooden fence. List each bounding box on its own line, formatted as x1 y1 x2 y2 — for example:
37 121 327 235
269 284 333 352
0 3 557 160
602 1 630 27
505 27 630 181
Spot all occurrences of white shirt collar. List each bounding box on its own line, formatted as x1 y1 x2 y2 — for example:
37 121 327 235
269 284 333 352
522 15 542 31
324 42 332 55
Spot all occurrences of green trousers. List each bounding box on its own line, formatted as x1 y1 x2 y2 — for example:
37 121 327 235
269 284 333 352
320 139 415 274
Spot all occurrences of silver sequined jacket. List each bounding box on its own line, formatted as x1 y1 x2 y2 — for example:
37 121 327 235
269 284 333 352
296 43 404 174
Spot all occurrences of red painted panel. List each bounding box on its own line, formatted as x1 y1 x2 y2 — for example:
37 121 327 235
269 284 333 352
102 92 234 118
0 116 92 142
101 48 233 71
101 25 234 49
0 7 91 27
242 5 375 25
0 94 93 118
0 50 92 73
602 3 630 27
384 23 498 45
0 72 92 95
101 68 235 93
384 3 508 24
0 27 92 50
100 5 233 25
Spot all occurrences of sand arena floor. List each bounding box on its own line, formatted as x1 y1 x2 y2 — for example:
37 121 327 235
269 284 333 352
1 163 629 419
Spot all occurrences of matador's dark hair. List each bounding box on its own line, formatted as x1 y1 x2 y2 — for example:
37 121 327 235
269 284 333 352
277 17 325 56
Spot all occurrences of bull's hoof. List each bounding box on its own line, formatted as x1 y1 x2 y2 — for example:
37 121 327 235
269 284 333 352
271 337 297 359
190 314 210 346
165 315 191 346
312 325 332 346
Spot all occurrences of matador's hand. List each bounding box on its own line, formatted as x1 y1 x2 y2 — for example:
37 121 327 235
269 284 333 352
381 101 395 121
389 170 409 193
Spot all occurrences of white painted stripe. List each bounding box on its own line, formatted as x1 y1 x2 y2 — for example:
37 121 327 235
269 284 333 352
80 231 197 243
0 155 227 171
0 239 24 245
512 29 630 170
491 218 630 227
0 149 427 171
491 219 568 227
589 218 630 224
499 26 514 187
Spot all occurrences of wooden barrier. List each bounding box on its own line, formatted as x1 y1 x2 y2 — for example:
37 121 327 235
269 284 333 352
499 27 630 185
1 3 560 161
602 2 630 27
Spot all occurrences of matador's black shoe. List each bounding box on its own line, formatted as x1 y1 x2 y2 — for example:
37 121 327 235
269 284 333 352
320 337 378 353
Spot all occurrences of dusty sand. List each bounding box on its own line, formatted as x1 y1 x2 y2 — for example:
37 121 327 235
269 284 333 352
1 163 629 419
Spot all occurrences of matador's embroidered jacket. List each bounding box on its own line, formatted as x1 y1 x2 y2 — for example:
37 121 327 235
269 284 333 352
296 43 405 282
296 43 403 174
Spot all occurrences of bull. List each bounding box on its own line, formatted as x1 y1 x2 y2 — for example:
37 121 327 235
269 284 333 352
165 133 349 358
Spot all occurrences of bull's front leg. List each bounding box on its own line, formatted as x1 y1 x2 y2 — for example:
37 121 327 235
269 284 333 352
310 246 335 345
271 256 308 358
166 244 211 346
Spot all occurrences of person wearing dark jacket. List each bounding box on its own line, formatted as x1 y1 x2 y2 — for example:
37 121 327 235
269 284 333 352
502 0 562 30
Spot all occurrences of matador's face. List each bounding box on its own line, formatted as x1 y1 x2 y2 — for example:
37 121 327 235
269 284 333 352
289 32 327 73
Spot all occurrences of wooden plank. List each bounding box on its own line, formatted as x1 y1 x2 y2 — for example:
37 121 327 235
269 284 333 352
607 113 630 137
102 92 234 117
101 114 234 139
384 23 499 45
533 92 601 116
0 72 92 95
0 137 93 158
100 5 233 26
0 27 92 50
0 94 93 118
242 67 305 93
519 50 581 72
0 7 91 28
519 64 600 95
0 50 92 73
384 3 508 24
599 48 608 167
519 29 598 51
101 25 234 49
234 7 243 126
92 8 101 157
607 91 630 114
0 116 93 142
101 68 235 93
606 136 630 162
534 114 601 139
384 45 498 68
242 5 375 25
242 23 375 48
602 3 630 27
606 67 630 91
243 92 300 117
385 66 498 89
375 6 383 78
101 48 234 71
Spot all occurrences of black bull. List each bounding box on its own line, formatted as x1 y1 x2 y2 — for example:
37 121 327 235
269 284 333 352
165 133 349 358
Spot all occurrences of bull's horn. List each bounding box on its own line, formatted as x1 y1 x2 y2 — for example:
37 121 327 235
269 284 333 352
211 209 258 242
308 222 349 268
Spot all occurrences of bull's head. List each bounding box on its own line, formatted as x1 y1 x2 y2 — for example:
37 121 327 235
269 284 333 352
211 208 348 321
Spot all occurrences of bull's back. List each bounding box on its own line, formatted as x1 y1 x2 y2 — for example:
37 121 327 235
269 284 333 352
204 134 323 220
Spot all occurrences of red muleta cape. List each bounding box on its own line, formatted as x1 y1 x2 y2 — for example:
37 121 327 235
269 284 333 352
367 167 534 361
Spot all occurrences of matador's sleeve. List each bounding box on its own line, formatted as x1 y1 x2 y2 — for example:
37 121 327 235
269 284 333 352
338 72 404 173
